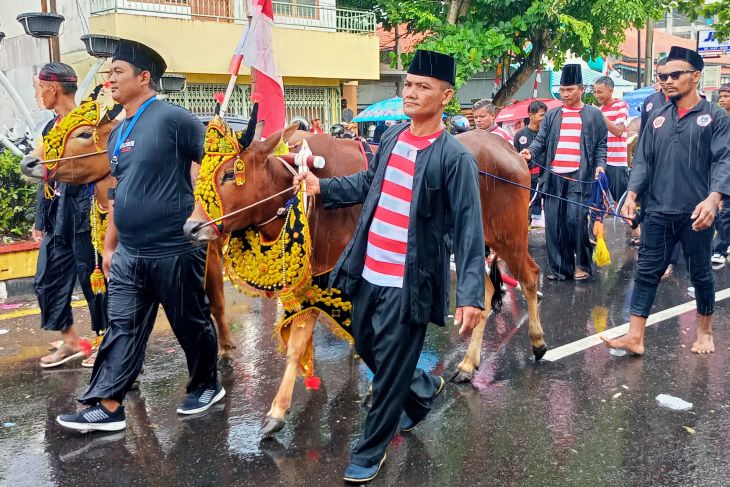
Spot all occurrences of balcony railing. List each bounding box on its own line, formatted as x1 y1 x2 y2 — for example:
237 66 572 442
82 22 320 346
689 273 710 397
89 0 376 33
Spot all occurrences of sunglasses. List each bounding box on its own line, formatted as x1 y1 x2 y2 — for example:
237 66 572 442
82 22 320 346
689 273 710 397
657 70 696 82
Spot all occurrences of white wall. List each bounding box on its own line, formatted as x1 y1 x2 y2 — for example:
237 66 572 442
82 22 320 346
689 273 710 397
0 0 92 131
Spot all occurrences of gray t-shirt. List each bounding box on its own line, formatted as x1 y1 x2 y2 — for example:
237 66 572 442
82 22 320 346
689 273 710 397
108 99 204 257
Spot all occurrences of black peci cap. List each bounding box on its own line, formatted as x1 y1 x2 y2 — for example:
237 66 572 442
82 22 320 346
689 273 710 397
112 39 167 82
666 46 704 71
407 50 456 86
560 64 583 86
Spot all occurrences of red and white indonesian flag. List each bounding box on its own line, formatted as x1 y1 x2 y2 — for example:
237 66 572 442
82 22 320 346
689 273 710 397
229 0 285 137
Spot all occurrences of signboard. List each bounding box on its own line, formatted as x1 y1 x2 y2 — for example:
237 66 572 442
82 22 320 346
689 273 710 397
698 30 730 56
702 65 721 90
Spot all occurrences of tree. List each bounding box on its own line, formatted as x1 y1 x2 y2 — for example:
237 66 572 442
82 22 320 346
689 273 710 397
677 0 730 41
354 0 692 106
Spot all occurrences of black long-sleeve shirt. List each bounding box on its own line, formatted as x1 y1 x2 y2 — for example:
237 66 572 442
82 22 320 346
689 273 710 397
629 98 730 213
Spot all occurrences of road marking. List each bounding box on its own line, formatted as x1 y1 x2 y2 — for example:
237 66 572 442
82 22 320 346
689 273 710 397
0 300 88 321
542 287 730 362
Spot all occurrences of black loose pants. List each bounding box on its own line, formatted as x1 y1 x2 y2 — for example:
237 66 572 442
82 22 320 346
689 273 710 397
79 247 218 405
35 232 107 333
350 280 442 467
544 174 593 279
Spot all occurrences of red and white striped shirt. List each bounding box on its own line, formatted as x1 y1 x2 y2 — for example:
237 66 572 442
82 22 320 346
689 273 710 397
489 124 514 144
601 99 629 167
362 128 442 288
551 106 582 173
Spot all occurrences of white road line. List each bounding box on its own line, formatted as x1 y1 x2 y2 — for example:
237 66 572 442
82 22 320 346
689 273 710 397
542 287 730 362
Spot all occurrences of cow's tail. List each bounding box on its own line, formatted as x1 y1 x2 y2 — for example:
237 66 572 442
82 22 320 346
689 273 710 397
486 245 505 312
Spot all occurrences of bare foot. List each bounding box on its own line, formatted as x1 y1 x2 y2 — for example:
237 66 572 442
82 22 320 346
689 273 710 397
662 265 673 280
690 332 715 354
601 334 644 355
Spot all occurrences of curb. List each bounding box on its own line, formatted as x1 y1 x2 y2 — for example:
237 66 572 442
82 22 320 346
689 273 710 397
0 277 37 302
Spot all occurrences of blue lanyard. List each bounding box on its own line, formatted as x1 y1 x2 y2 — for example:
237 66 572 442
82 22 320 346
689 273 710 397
110 95 156 175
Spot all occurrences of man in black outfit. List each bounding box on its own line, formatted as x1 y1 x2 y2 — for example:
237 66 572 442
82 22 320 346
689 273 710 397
32 63 108 369
295 50 485 483
56 39 223 432
603 46 730 356
514 100 548 227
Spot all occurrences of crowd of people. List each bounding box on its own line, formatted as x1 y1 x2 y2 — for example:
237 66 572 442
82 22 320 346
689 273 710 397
23 37 730 484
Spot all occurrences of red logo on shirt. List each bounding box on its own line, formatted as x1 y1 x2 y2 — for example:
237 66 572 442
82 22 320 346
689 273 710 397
519 136 528 145
645 102 653 111
652 116 665 129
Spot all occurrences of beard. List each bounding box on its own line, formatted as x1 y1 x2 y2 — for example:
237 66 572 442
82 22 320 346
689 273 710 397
668 91 683 102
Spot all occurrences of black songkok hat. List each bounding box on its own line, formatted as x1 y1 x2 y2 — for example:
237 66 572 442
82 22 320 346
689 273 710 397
407 50 456 86
112 39 167 82
666 46 704 71
560 64 583 86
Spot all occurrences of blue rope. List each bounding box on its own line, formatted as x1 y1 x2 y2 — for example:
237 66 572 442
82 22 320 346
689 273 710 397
478 169 628 220
530 159 596 184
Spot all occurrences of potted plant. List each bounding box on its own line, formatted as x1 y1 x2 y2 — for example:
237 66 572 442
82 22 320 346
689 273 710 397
161 73 186 93
80 34 120 59
16 12 65 39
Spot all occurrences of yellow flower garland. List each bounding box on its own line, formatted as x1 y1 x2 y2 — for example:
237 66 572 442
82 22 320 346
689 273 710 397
195 116 240 221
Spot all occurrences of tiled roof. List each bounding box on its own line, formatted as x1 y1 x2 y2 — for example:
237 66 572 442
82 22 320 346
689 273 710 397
376 24 429 52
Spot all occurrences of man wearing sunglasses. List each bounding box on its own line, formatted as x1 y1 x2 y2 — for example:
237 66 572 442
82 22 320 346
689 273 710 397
603 46 730 356
639 57 669 139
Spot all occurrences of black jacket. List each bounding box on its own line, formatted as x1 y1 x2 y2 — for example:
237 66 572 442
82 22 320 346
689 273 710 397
629 98 730 213
527 104 608 196
320 123 486 327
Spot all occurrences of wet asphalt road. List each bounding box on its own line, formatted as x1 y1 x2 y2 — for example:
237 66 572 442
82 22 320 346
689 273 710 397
3 224 730 487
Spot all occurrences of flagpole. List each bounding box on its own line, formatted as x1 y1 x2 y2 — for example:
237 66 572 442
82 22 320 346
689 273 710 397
221 5 258 117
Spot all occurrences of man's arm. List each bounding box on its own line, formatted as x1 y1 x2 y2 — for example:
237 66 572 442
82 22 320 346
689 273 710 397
447 153 486 335
623 114 656 221
593 110 608 175
605 118 626 137
316 139 385 209
101 196 118 279
693 111 730 230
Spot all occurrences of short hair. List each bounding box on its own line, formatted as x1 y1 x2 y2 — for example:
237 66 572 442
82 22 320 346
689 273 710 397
132 66 160 92
528 100 548 115
595 76 614 89
40 62 78 95
718 83 730 94
473 99 496 114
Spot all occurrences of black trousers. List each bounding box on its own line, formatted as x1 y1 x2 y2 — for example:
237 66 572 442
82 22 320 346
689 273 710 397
631 212 714 317
79 247 218 405
350 280 441 467
605 165 628 203
34 232 107 333
713 196 730 257
544 174 593 279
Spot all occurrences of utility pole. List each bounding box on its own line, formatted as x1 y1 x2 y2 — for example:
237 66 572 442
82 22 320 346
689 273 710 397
644 18 655 86
41 0 61 62
637 27 642 89
395 24 403 97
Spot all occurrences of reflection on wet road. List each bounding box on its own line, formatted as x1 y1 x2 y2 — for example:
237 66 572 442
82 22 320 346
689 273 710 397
3 227 730 486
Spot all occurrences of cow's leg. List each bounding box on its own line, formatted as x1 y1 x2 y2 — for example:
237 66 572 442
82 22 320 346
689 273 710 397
261 311 317 438
205 242 236 367
452 273 494 383
502 250 547 361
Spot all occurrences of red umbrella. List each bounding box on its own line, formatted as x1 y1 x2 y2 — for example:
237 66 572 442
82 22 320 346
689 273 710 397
495 98 562 123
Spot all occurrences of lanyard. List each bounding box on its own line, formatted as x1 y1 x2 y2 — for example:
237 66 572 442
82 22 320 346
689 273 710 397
110 95 156 176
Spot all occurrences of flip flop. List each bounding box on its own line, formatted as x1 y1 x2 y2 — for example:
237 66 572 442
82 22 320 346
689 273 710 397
81 350 98 368
40 344 86 369
574 271 590 281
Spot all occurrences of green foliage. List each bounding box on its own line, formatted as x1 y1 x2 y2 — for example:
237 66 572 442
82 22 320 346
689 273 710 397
677 0 730 41
0 149 36 239
360 0 693 103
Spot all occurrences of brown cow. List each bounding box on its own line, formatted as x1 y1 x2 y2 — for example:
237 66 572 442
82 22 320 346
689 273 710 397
184 121 546 437
19 102 237 365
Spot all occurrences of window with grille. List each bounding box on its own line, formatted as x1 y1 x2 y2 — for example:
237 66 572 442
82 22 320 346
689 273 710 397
166 83 340 129
273 0 318 19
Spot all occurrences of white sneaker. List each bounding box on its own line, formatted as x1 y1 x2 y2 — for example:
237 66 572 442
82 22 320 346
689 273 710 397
711 253 726 266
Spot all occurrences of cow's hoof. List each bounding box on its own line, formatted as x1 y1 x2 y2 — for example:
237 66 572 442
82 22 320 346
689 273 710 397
533 344 548 361
218 355 233 374
450 368 474 384
260 415 286 439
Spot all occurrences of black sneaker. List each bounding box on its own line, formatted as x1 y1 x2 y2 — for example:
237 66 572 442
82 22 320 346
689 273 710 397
56 404 126 432
177 383 226 415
